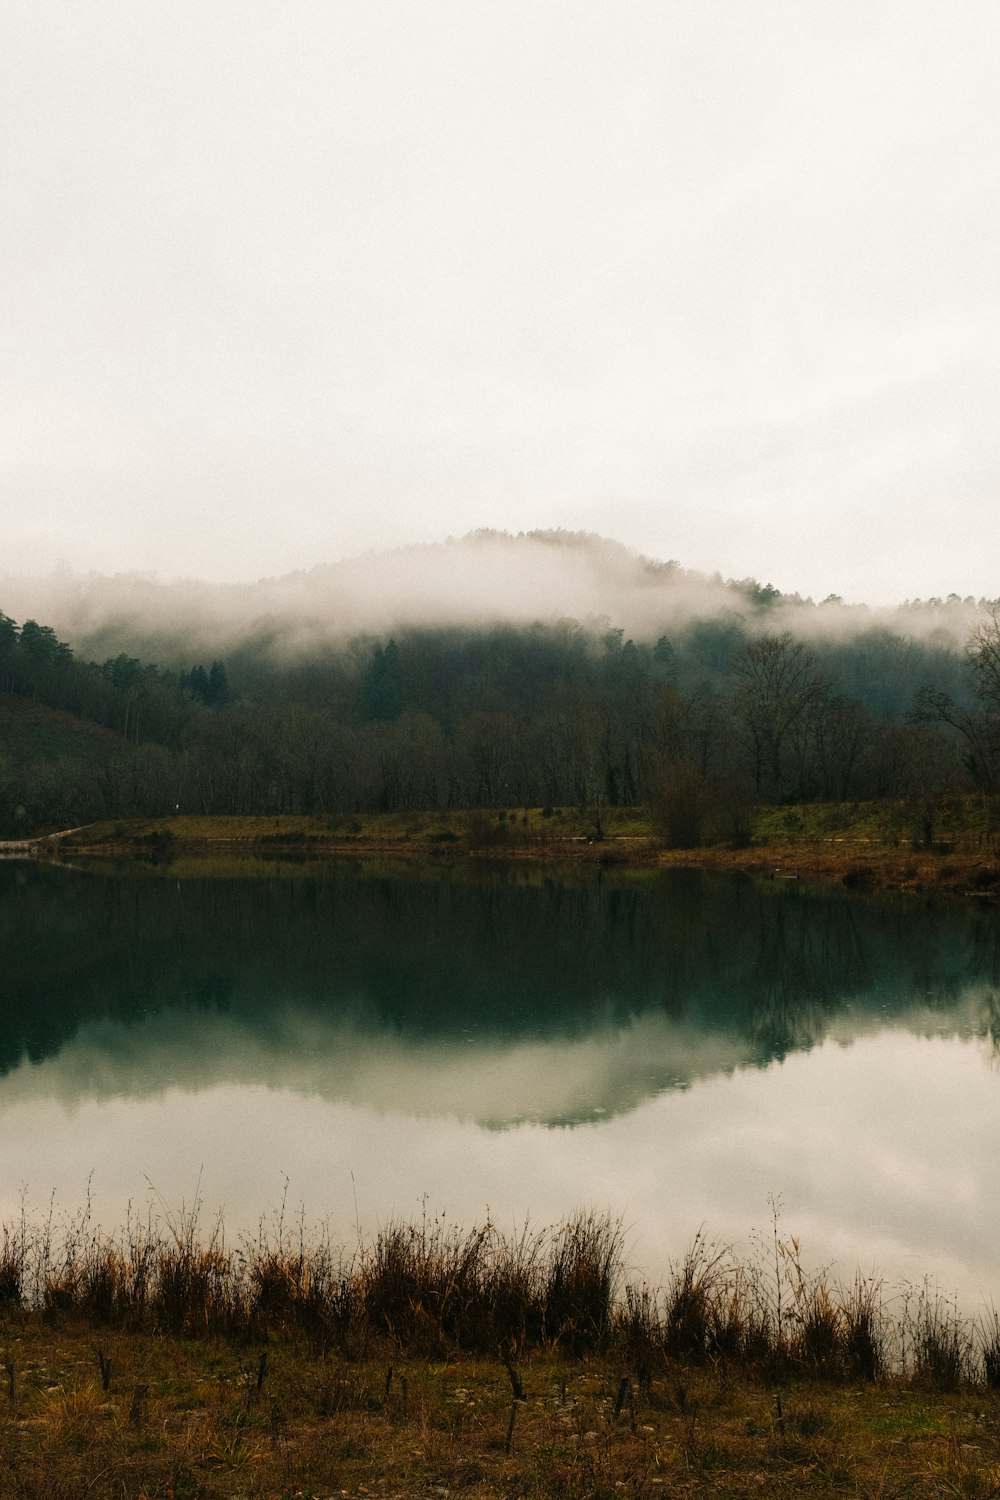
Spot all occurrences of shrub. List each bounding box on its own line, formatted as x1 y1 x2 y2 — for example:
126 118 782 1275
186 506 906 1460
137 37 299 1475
651 761 716 849
543 1213 623 1352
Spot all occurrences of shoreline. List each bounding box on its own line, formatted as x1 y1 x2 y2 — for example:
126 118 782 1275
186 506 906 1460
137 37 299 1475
15 811 1000 899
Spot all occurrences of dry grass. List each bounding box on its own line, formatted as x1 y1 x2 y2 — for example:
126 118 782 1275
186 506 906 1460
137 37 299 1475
2 1205 996 1389
4 1323 1000 1498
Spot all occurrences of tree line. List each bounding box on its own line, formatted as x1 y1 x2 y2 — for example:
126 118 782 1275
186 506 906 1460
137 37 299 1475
1 602 998 838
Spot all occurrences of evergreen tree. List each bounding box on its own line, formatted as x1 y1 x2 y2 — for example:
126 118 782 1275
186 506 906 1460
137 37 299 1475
185 665 211 704
363 640 402 721
207 660 231 707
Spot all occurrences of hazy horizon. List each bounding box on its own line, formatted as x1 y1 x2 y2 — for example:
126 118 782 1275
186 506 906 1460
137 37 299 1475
2 524 997 608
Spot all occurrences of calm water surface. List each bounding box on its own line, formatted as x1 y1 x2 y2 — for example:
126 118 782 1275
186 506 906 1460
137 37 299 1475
2 858 999 1298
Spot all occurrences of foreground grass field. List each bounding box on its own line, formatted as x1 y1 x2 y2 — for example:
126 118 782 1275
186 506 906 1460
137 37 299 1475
6 1326 1000 1499
4 1210 1000 1496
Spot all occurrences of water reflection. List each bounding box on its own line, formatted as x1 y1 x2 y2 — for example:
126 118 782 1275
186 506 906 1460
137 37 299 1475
2 860 1000 1296
1 861 999 1124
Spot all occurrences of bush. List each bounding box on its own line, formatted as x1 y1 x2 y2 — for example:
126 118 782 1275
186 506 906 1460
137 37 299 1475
651 761 717 849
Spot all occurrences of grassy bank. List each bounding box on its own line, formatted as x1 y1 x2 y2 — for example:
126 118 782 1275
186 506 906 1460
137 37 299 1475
30 796 1000 898
6 1326 1000 1499
3 1210 1000 1496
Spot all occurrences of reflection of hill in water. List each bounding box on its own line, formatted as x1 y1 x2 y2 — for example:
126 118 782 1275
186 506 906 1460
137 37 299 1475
2 862 1000 1125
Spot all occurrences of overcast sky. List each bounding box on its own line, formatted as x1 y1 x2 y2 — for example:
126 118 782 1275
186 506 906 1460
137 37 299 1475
3 1 999 603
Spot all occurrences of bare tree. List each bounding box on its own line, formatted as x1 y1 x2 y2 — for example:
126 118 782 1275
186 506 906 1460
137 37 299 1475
732 634 829 799
912 603 1000 789
969 603 1000 715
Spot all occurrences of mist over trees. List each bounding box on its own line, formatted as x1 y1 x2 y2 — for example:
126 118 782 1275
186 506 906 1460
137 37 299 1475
0 530 986 668
0 533 995 837
0 615 984 836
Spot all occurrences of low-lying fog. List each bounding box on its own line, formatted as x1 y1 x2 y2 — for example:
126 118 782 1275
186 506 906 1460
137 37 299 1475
0 530 990 667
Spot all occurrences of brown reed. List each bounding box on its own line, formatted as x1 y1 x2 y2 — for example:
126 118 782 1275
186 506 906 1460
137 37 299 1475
0 1204 994 1389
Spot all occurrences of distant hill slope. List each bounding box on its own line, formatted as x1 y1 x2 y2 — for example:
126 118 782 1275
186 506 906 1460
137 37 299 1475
0 696 125 835
1 529 988 670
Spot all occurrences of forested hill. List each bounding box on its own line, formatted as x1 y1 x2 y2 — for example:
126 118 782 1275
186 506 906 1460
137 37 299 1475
0 530 987 669
1 531 998 837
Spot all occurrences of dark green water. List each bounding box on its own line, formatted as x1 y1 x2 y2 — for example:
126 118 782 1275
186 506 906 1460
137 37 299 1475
2 859 999 1293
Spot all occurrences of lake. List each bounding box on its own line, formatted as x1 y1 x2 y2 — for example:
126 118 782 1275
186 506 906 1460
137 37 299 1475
2 857 999 1302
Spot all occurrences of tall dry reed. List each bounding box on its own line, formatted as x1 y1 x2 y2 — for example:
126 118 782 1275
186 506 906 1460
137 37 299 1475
0 1204 992 1388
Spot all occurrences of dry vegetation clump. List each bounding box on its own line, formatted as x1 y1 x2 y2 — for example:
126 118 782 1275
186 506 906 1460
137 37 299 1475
905 1283 978 1393
347 1210 624 1358
0 1220 27 1313
543 1211 623 1352
840 1270 889 1382
357 1216 492 1350
979 1308 1000 1391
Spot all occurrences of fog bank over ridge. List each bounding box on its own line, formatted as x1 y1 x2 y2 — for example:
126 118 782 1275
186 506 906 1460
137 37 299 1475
0 530 989 664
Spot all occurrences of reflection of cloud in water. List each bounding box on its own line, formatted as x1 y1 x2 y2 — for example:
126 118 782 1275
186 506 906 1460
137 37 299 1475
0 983 997 1129
1 1033 1000 1314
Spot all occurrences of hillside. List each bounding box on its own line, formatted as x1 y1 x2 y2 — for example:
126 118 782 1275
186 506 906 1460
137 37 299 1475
0 696 128 835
